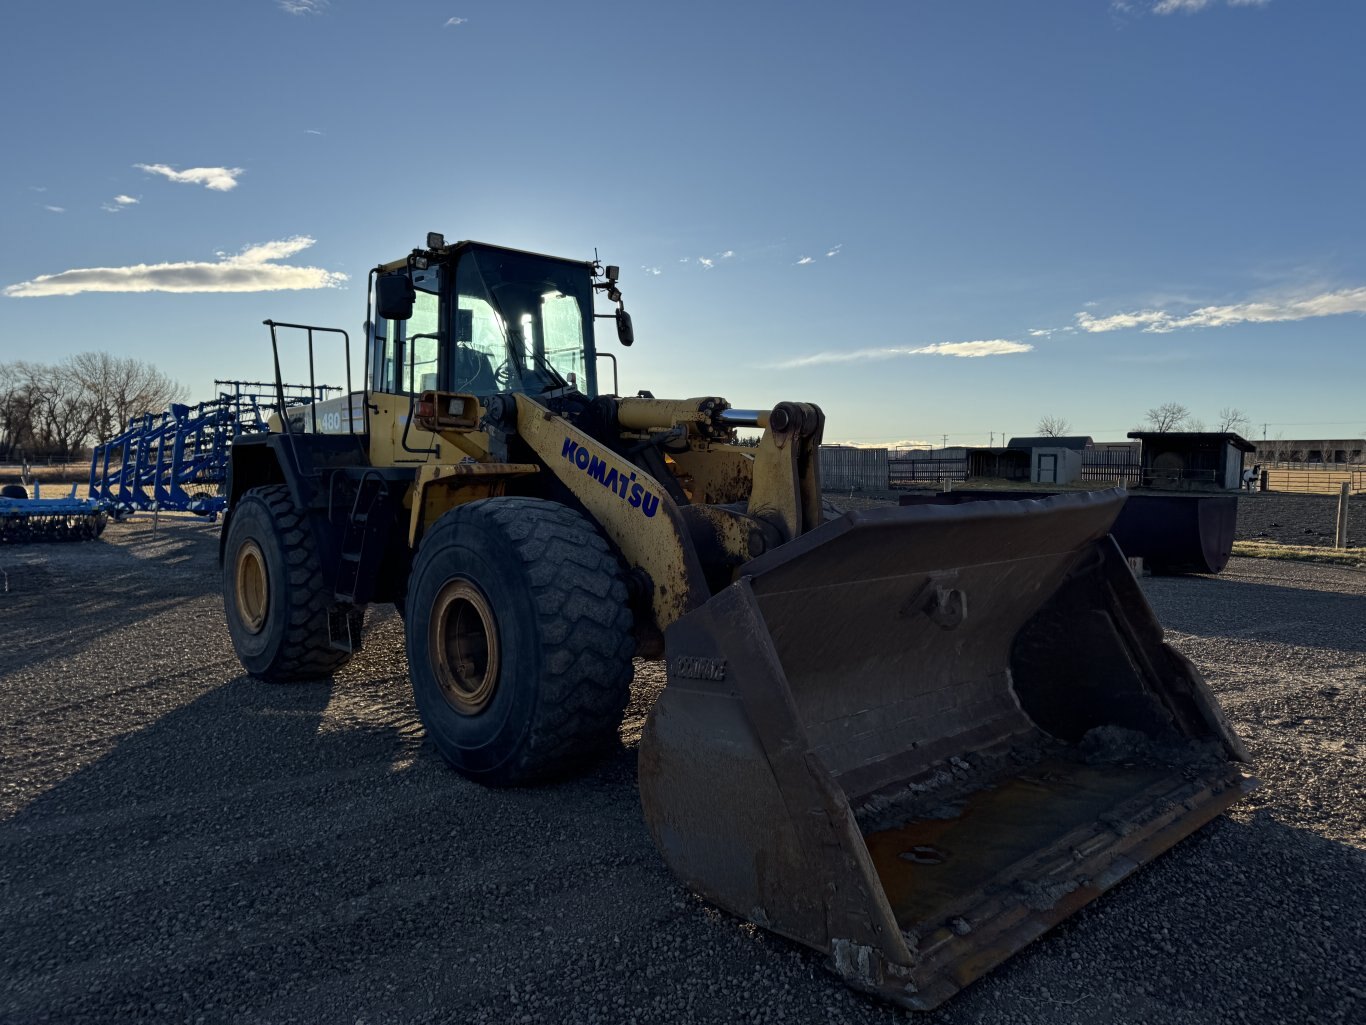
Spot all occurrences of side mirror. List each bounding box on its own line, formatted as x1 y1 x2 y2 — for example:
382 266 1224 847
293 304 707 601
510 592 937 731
616 309 634 347
376 273 415 322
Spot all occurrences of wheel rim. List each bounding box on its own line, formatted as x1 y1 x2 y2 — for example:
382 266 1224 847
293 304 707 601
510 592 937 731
429 578 500 715
235 540 269 634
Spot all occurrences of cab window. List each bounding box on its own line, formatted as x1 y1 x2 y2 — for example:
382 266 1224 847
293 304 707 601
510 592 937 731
403 268 441 394
452 293 508 393
373 268 443 395
541 291 585 385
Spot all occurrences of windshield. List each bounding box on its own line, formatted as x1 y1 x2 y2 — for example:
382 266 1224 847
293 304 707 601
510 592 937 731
454 246 597 396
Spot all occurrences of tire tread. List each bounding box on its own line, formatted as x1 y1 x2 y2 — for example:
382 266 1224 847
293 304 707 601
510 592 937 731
241 485 356 681
417 497 634 782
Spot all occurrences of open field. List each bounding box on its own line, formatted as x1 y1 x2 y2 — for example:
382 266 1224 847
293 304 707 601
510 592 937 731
0 462 90 487
1 516 1363 1025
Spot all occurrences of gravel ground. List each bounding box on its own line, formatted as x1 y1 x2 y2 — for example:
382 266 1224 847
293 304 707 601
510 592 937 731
1 516 1363 1025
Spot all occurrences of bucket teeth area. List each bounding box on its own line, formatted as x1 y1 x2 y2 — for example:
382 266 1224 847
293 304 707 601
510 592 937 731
855 729 1238 942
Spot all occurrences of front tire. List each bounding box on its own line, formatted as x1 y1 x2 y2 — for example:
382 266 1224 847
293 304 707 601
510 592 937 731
406 497 635 785
223 484 359 682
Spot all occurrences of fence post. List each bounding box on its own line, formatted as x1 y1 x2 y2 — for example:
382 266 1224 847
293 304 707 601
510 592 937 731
1336 481 1350 550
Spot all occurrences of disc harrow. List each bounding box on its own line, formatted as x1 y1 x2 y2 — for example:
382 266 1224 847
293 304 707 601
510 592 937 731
0 486 110 544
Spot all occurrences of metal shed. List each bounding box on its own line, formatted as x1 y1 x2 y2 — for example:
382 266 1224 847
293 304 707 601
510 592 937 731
1127 432 1256 491
1006 436 1093 486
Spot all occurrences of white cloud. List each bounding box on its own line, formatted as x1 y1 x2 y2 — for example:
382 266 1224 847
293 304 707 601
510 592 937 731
642 266 661 276
135 163 244 192
113 194 138 205
796 256 814 265
698 257 714 270
1133 0 1268 13
445 17 468 27
279 0 327 13
829 438 934 450
103 194 140 212
908 341 1034 358
4 236 347 298
826 244 843 257
719 250 734 259
305 129 324 135
1076 310 1170 332
776 340 1032 367
1027 328 1052 338
43 205 64 214
1076 285 1366 334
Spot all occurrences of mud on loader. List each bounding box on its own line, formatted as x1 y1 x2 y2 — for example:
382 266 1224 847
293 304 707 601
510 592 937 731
220 235 1253 1010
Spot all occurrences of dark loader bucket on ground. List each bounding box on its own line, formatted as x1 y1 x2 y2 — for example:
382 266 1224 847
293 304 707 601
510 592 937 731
639 490 1252 1010
1109 493 1239 574
900 489 1241 575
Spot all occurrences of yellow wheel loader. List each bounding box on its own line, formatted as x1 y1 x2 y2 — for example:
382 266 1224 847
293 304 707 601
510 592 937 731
220 234 1253 1010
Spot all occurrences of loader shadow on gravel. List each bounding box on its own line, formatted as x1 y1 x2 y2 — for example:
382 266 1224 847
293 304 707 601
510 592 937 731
4 663 1364 1025
3 666 1363 1025
2 534 1364 1024
0 660 675 1025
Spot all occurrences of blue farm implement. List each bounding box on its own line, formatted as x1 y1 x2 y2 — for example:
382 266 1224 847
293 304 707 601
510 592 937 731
1 381 333 544
88 380 335 518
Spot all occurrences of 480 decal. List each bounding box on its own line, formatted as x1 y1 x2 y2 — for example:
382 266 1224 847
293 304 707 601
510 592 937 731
560 437 661 518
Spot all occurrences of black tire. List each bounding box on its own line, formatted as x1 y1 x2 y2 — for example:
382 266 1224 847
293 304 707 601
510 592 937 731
1 484 28 500
406 497 635 785
223 484 359 682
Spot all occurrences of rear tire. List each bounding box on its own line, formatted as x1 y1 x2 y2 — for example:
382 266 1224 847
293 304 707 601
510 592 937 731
1 484 28 500
406 497 635 785
223 484 359 682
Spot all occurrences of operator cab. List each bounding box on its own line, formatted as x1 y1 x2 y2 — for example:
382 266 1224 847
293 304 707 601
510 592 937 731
370 240 605 399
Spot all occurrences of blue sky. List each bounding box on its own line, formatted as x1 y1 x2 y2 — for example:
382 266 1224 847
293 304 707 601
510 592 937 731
2 0 1362 447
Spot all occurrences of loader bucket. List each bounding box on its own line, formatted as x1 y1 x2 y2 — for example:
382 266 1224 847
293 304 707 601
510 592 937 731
1109 493 1239 575
639 490 1252 1010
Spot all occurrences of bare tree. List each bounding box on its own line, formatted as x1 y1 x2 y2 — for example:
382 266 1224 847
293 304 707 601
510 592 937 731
1215 406 1250 434
1142 402 1190 432
67 352 186 443
1035 415 1071 437
16 362 95 463
1317 440 1343 466
0 363 35 460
